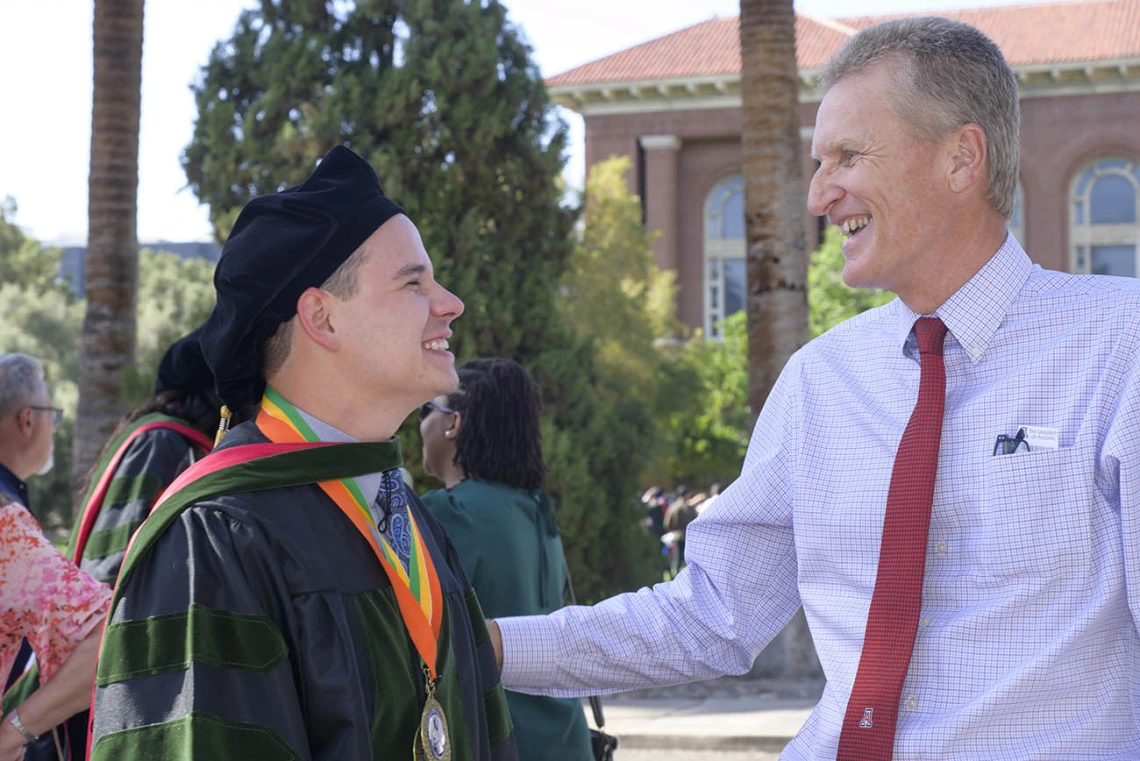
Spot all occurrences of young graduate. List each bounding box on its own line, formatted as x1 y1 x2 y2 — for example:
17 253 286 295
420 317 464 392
87 146 516 761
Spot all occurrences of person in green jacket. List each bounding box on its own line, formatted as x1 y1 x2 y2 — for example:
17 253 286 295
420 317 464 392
420 358 593 761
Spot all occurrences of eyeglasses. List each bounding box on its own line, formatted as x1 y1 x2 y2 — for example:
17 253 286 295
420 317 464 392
419 400 456 421
992 427 1029 456
28 406 63 427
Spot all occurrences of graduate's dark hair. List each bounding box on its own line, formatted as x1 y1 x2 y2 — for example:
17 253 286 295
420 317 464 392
447 358 545 491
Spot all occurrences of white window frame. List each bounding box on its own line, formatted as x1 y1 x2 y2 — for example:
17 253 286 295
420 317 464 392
704 175 745 339
1069 157 1140 276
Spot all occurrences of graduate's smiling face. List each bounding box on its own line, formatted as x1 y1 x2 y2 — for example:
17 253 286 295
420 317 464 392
329 215 464 409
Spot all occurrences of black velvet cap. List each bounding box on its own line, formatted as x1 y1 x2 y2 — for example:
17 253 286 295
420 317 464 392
199 146 406 412
154 325 214 399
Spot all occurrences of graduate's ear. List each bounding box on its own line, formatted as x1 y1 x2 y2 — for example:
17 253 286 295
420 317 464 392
295 287 341 352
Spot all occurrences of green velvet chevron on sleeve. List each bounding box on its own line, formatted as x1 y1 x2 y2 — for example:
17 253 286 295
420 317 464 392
91 712 303 761
97 604 289 686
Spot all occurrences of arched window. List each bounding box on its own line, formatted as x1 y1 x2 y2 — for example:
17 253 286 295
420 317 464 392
704 175 746 339
1008 182 1025 247
1070 157 1140 277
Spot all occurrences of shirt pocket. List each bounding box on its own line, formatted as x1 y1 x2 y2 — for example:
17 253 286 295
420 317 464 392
982 447 1091 580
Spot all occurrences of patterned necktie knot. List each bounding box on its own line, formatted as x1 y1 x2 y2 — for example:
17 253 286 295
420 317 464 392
376 470 412 569
914 317 948 357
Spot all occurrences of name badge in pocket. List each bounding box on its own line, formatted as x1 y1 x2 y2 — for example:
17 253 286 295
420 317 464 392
1017 425 1060 451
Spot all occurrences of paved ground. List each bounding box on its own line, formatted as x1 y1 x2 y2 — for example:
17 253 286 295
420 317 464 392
581 675 823 753
620 750 780 761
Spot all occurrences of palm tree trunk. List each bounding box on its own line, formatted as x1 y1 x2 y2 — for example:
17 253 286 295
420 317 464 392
73 0 145 498
739 0 817 679
739 0 809 418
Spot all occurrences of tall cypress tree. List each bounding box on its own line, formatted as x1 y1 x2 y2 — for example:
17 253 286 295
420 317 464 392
184 0 572 363
183 0 656 599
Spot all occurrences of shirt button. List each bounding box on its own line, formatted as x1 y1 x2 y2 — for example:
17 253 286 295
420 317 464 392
969 346 982 360
906 697 918 710
935 541 947 554
920 617 931 628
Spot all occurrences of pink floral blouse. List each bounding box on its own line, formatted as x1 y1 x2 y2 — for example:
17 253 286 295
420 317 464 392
0 502 111 687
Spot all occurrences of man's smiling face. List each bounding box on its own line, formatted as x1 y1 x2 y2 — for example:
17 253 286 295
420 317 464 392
808 60 954 299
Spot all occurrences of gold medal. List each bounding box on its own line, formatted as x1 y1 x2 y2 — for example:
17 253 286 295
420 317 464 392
415 668 451 761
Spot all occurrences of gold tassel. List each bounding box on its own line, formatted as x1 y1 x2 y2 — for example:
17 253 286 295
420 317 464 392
215 405 232 446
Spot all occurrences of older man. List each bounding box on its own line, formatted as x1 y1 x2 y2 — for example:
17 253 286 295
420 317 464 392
0 354 58 507
89 147 516 761
0 356 90 761
492 17 1140 761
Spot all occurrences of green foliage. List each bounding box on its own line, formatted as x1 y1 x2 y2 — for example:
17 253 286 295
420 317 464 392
0 206 217 528
562 157 678 357
182 0 656 601
560 157 686 464
565 164 677 343
122 249 217 402
0 197 67 294
809 226 894 338
656 311 751 487
558 160 751 491
652 228 896 489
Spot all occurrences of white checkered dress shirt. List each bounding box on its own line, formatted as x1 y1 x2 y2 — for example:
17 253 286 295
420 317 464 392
499 234 1140 760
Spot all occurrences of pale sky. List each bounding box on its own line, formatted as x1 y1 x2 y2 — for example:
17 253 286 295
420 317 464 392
0 0 1041 245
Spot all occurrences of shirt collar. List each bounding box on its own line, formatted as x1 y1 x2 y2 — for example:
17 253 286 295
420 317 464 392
293 406 384 506
0 461 29 508
892 232 1033 364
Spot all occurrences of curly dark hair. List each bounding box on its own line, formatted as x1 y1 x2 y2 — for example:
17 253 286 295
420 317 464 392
447 358 545 491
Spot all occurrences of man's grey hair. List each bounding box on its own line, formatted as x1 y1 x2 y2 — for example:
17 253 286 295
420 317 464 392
819 16 1020 219
0 353 45 420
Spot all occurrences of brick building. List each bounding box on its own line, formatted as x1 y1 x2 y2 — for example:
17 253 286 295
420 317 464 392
547 0 1140 338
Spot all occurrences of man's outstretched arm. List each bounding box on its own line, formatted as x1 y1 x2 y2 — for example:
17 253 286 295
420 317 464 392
492 356 806 697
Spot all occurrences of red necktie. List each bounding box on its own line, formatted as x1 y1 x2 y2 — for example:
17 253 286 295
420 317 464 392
836 317 949 761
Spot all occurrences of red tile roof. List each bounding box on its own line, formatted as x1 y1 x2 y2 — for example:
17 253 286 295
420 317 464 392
545 0 1140 88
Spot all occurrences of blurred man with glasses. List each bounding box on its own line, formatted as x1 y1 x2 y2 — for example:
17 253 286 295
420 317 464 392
0 352 89 761
0 353 60 507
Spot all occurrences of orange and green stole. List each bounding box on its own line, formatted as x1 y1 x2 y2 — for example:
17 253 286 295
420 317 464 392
255 387 446 686
91 390 453 759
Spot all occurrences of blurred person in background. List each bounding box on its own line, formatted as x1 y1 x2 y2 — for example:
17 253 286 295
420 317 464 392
420 357 592 761
695 483 721 516
0 354 58 512
662 486 698 577
0 353 110 761
66 326 217 585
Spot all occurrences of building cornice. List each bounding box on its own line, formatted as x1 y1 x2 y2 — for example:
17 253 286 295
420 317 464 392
550 59 1140 117
639 134 683 150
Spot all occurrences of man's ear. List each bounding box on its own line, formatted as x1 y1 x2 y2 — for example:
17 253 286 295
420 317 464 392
947 122 988 196
295 287 341 352
15 407 34 441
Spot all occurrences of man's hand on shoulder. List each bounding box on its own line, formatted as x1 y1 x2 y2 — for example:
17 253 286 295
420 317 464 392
489 619 503 673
